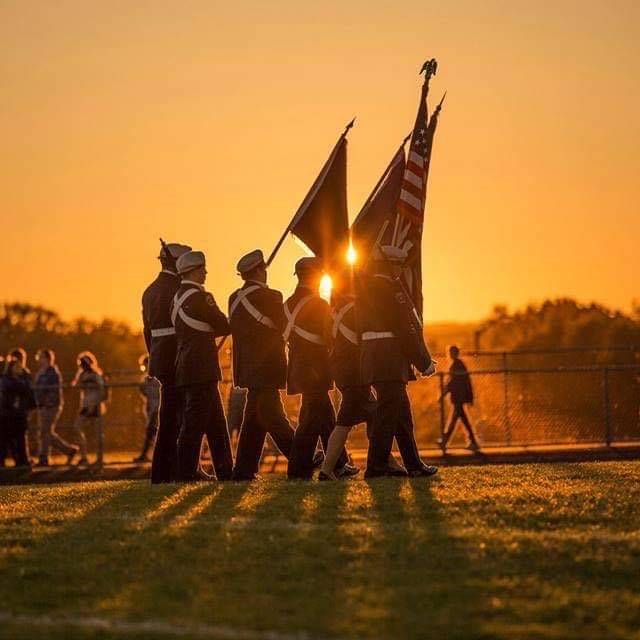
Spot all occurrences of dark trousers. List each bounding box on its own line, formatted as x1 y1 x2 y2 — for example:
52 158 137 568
151 377 181 483
367 381 423 472
0 417 30 467
442 403 478 447
233 388 295 479
288 392 347 479
178 382 233 481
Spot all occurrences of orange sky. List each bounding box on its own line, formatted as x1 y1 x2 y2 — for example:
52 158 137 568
2 0 639 328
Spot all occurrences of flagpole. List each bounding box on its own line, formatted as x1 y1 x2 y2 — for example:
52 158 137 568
266 119 355 268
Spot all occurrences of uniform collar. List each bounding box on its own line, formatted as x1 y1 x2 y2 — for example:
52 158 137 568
161 269 178 277
244 280 267 289
182 280 204 290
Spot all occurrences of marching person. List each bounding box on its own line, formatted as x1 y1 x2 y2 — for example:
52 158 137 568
285 257 353 480
142 240 191 483
0 355 37 468
439 345 479 452
34 349 78 466
133 355 161 463
358 246 438 478
172 249 233 481
228 249 295 481
320 269 407 480
71 352 107 468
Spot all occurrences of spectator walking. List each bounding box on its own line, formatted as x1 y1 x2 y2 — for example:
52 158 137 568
0 355 37 468
34 349 78 467
133 355 160 463
72 352 107 468
439 345 479 452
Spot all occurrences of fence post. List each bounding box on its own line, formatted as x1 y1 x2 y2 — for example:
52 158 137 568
438 372 446 448
602 367 612 446
502 352 512 445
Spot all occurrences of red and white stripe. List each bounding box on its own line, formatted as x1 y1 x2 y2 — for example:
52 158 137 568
399 148 426 220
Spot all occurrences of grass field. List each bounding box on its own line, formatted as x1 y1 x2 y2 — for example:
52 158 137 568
0 462 639 640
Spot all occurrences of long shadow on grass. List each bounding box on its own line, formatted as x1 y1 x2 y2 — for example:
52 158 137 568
360 478 487 640
0 481 157 615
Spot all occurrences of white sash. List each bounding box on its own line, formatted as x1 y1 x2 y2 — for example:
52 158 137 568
332 301 357 345
229 285 277 330
283 295 324 345
171 288 214 333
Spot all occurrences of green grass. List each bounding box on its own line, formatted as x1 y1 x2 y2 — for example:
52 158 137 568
0 462 639 640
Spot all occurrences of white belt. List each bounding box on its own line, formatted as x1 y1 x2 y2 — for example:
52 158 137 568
362 331 395 341
151 327 176 338
229 285 277 330
284 295 324 345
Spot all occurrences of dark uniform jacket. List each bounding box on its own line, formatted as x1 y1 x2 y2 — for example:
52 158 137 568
447 359 474 405
34 366 63 408
142 271 181 379
172 281 230 388
228 281 287 390
357 273 414 384
284 286 333 395
330 293 362 389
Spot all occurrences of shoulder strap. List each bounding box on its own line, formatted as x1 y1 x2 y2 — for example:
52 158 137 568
172 288 214 333
283 295 324 345
332 301 357 345
229 286 277 330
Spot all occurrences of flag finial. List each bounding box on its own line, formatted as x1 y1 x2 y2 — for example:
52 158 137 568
419 58 438 82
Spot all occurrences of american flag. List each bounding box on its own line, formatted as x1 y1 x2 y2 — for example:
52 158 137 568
393 86 444 317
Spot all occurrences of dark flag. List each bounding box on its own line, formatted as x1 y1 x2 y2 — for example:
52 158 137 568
351 145 406 260
267 122 353 267
393 81 445 318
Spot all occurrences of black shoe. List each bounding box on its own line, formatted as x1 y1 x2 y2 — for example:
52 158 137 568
318 471 336 481
66 448 79 466
407 465 438 478
312 451 325 469
364 466 408 479
34 457 49 468
337 463 360 479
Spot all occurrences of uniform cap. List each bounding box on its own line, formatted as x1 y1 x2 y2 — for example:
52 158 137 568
158 243 192 260
372 245 408 263
236 249 265 275
176 250 206 275
294 256 322 276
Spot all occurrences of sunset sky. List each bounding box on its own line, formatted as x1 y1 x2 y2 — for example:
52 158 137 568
2 0 639 328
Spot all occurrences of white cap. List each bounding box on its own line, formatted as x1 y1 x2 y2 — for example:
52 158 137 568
176 250 206 275
236 249 265 275
373 245 408 263
159 243 191 260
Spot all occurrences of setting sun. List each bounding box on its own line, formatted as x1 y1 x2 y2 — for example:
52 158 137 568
319 274 333 301
347 243 357 265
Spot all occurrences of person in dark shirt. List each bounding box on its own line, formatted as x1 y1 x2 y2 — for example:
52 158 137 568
0 355 37 468
439 345 479 451
228 249 295 480
172 249 233 481
34 349 78 466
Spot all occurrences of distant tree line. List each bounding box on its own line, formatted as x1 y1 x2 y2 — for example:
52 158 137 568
0 303 145 376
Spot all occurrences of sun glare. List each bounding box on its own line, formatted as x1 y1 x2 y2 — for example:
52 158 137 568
319 274 333 301
347 243 357 265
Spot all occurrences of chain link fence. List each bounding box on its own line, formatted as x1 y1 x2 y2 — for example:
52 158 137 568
24 361 640 457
